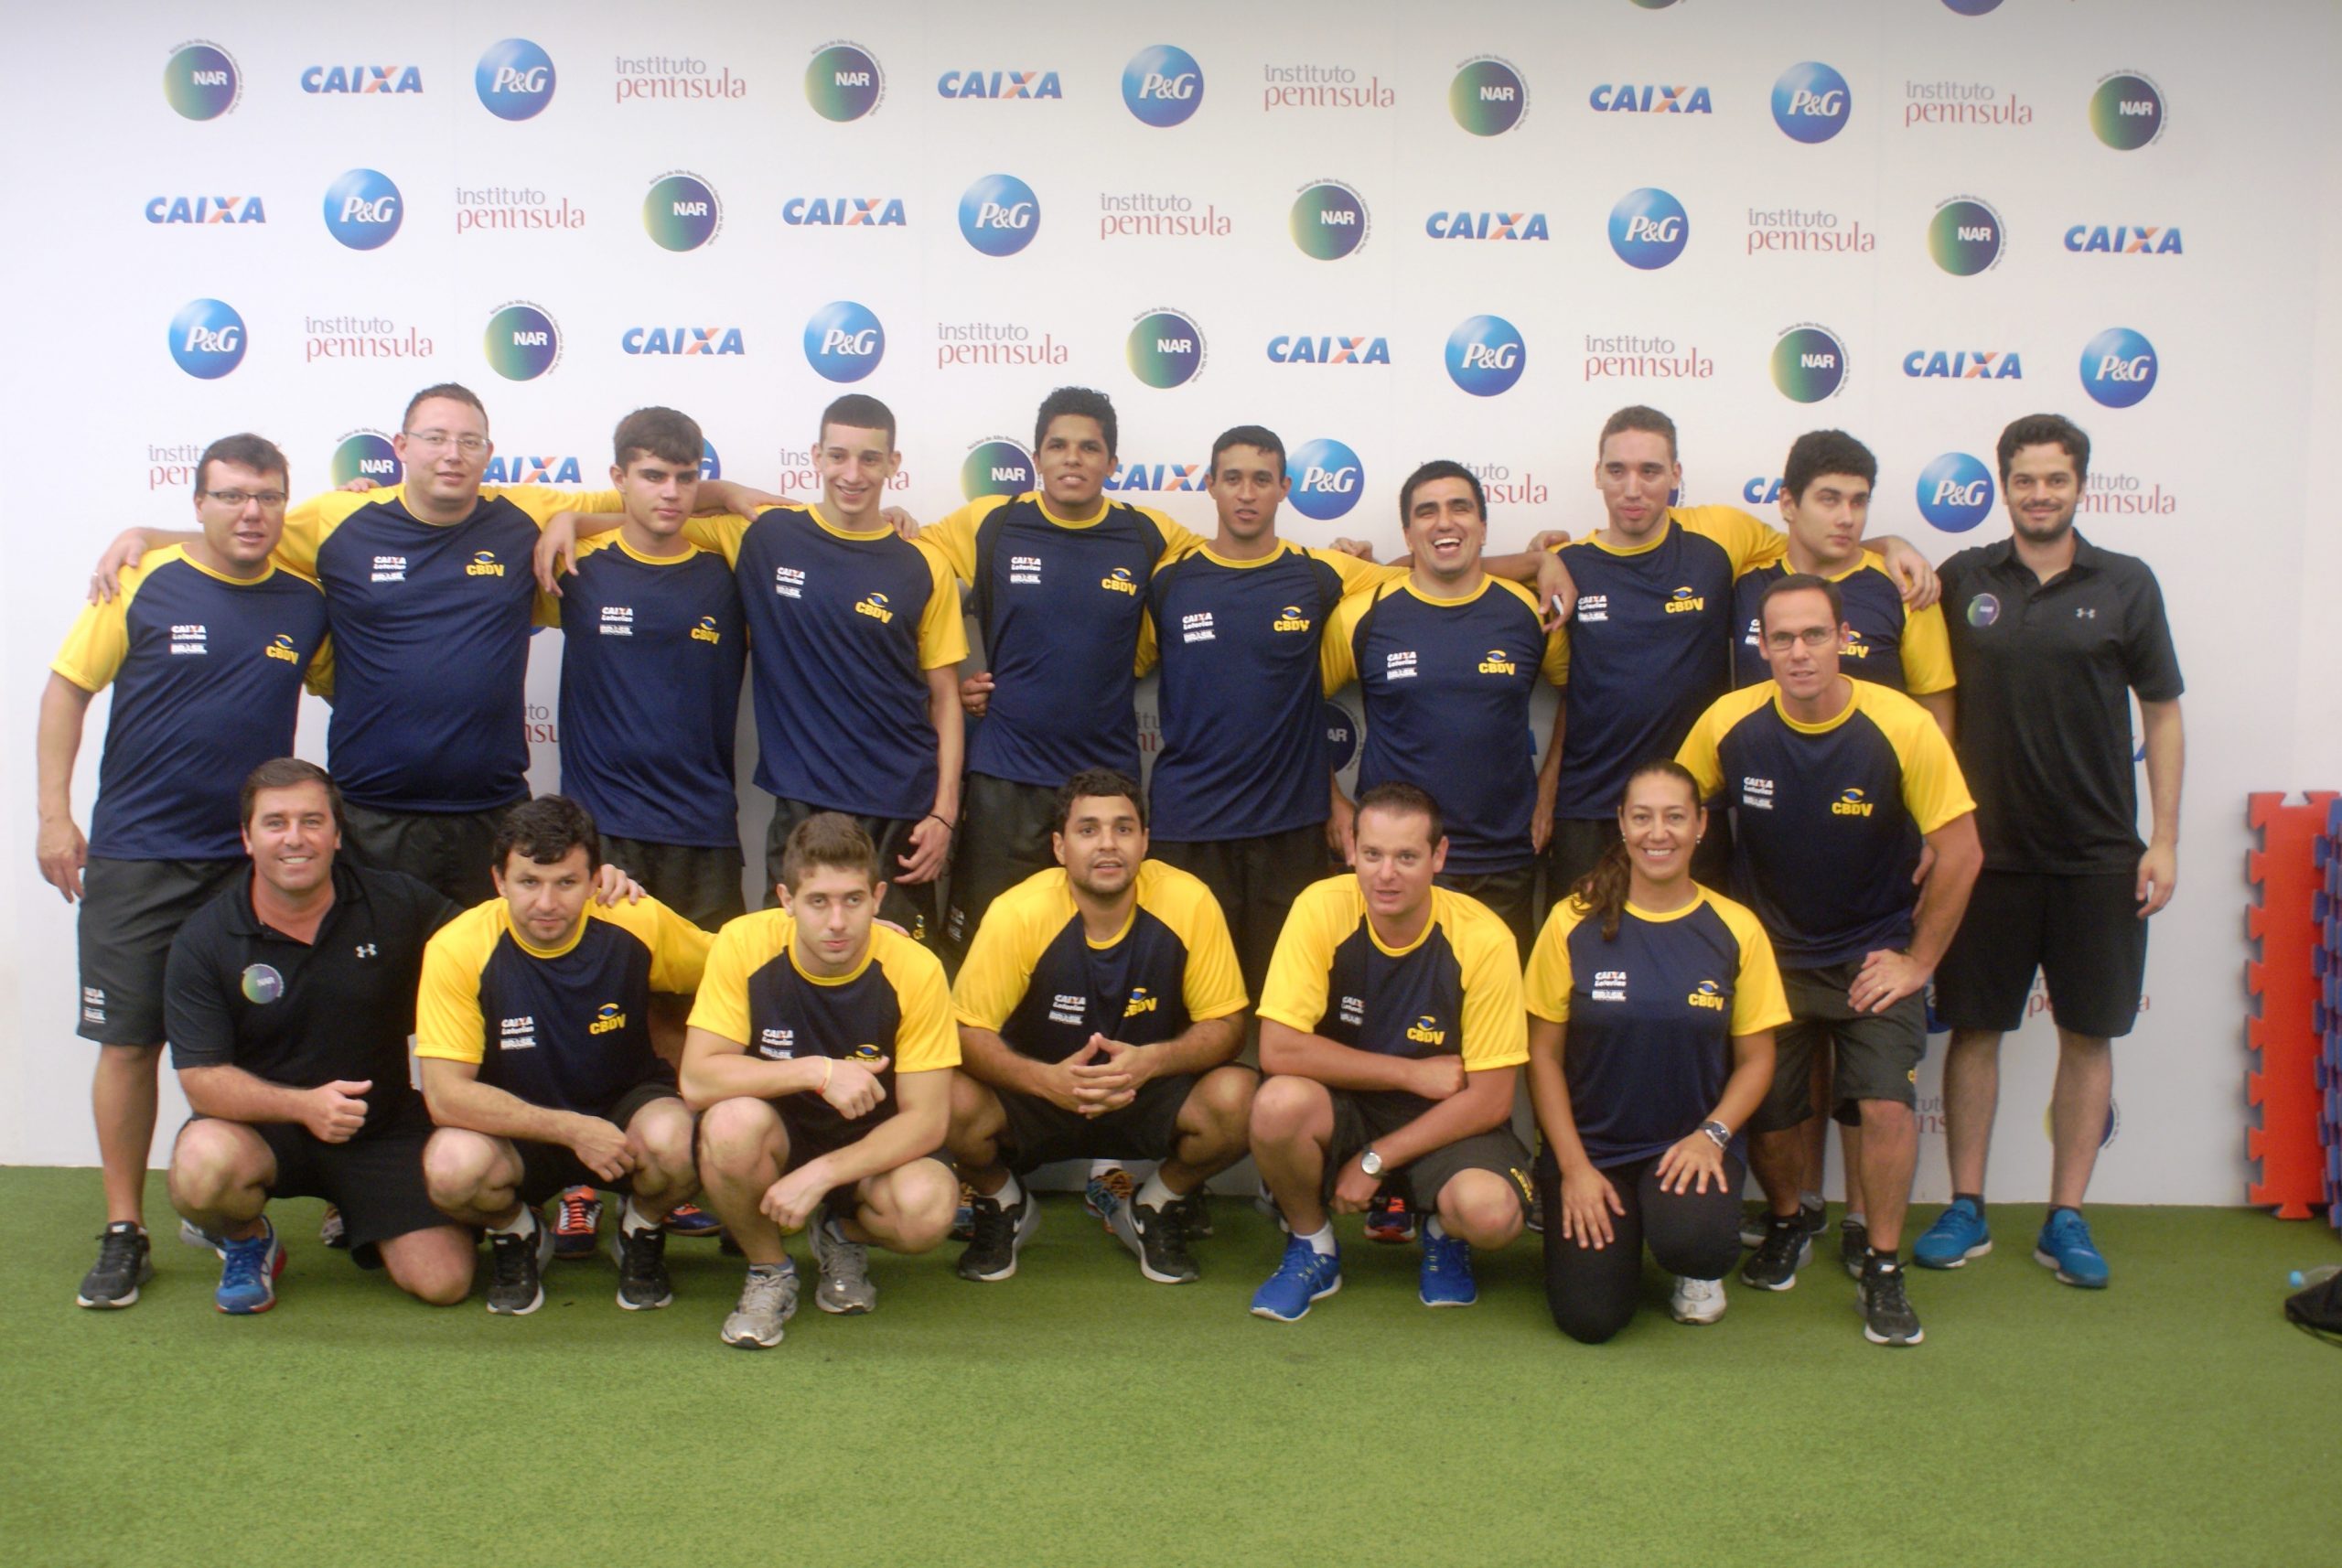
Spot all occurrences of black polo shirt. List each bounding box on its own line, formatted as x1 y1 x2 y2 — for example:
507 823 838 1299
165 861 459 1138
1939 531 2183 875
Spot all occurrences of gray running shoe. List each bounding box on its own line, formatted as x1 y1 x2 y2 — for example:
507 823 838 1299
811 1220 876 1315
78 1222 154 1309
722 1262 800 1348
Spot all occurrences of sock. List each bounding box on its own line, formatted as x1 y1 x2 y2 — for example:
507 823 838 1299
747 1259 792 1279
1424 1216 1449 1242
1799 1190 1825 1213
993 1173 1025 1209
1844 1211 1868 1230
1955 1191 1984 1214
488 1208 536 1239
621 1198 661 1237
1135 1171 1181 1212
1299 1221 1336 1258
2047 1205 2080 1220
822 1215 852 1245
1088 1159 1123 1177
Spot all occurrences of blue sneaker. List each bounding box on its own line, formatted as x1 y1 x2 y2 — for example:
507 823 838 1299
1250 1236 1341 1321
1419 1227 1477 1308
1913 1198 1993 1269
665 1203 721 1239
2034 1208 2110 1288
216 1220 285 1315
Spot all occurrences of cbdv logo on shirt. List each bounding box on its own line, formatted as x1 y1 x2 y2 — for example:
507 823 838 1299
483 301 562 381
1286 438 1364 521
807 42 884 121
961 438 1036 500
804 301 885 382
959 175 1039 256
322 169 402 250
1916 453 1996 532
1445 316 1526 397
2079 328 2156 408
476 39 555 120
165 41 241 120
169 298 246 379
643 173 721 251
1608 188 1688 268
1123 45 1204 126
1126 310 1206 388
1772 61 1850 142
1450 58 1528 135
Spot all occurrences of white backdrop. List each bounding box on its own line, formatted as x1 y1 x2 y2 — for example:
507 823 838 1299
5 0 2339 1206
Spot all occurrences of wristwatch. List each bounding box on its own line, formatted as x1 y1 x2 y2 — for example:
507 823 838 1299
1700 1120 1732 1150
1359 1147 1385 1177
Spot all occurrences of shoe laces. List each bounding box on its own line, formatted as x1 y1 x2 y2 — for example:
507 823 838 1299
1423 1230 1470 1276
1865 1261 1913 1312
489 1229 534 1286
820 1228 871 1287
741 1264 797 1314
2045 1210 2097 1253
94 1225 145 1269
220 1232 272 1291
558 1189 596 1230
968 1195 1014 1251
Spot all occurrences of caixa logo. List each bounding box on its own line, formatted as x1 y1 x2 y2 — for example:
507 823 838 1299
1287 438 1364 521
146 195 264 225
322 169 402 250
1916 453 1996 532
622 326 745 356
959 175 1039 257
804 301 885 382
1267 334 1390 366
782 197 906 227
302 64 422 94
1772 61 1850 143
1608 188 1689 269
938 70 1060 100
1105 459 1208 493
483 301 561 381
2079 327 2156 408
961 438 1036 500
1127 310 1206 389
164 41 241 121
1445 315 1526 397
169 298 245 379
484 455 584 485
331 431 400 489
2063 223 2181 255
1123 45 1203 127
476 40 555 120
1904 349 2021 380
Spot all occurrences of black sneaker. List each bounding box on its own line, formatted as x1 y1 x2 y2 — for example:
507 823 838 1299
612 1224 672 1310
1109 1197 1200 1284
1165 1187 1213 1240
956 1188 1040 1282
1840 1218 1871 1279
76 1222 154 1309
1860 1255 1924 1346
1741 1211 1813 1292
486 1219 552 1316
1739 1196 1824 1249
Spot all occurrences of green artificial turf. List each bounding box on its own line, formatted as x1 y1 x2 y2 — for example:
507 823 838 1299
4 1170 2336 1568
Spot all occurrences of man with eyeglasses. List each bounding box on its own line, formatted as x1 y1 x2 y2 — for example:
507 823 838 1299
1675 574 1981 1345
38 433 331 1308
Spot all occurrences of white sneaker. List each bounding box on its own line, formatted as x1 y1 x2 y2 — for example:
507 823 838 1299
1670 1274 1727 1325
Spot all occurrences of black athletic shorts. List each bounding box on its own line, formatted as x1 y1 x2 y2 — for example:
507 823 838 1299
604 833 746 931
1327 1088 1536 1219
230 1103 447 1267
78 855 244 1046
1436 862 1537 958
1544 815 1733 908
341 800 521 908
765 798 940 950
509 1079 688 1208
1934 870 2147 1039
994 1071 1202 1175
1750 961 1928 1133
943 773 1062 961
1152 824 1333 1001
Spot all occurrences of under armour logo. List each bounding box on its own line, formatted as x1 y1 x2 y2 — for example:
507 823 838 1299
2075 607 2097 619
354 943 378 958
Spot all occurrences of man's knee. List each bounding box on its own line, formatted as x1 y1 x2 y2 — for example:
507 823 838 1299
1437 1170 1523 1249
167 1121 263 1209
871 1161 956 1254
630 1101 699 1178
422 1129 503 1208
384 1229 477 1306
1860 1099 1916 1135
1249 1074 1329 1146
698 1097 782 1174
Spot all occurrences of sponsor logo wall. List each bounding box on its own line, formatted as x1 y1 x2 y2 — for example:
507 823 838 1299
9 0 2326 1207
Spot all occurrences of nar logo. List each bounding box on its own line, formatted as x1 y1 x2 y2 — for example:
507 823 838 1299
302 64 423 94
1589 83 1713 113
622 326 745 355
782 197 908 227
146 195 265 225
1266 334 1390 366
938 70 1061 99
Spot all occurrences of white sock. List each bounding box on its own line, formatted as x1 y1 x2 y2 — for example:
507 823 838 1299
1800 1190 1825 1211
1135 1171 1180 1212
1299 1221 1337 1257
993 1173 1025 1209
1424 1216 1449 1242
1088 1159 1123 1177
621 1198 660 1237
822 1215 852 1245
488 1208 536 1239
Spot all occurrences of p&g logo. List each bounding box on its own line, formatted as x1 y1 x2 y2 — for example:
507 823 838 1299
1915 453 1996 532
959 174 1039 257
1608 188 1688 269
1287 438 1364 521
323 169 402 250
475 39 554 121
1123 45 1203 126
1772 62 1850 143
1445 315 1526 397
169 298 245 379
2079 327 2156 408
804 301 886 382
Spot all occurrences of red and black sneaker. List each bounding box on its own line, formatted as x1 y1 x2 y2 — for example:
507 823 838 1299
552 1187 601 1261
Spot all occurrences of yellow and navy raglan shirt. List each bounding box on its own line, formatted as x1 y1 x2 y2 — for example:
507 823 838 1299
953 860 1247 1064
689 910 958 1150
695 505 967 822
550 532 747 849
1550 507 1786 822
1731 557 1955 697
415 893 711 1118
1140 541 1405 843
275 482 619 812
921 492 1202 788
1676 680 1977 968
1258 876 1530 1122
52 544 330 860
1322 575 1569 874
1526 886 1789 1168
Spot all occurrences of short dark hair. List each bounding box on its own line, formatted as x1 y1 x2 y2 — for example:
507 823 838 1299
780 811 878 889
240 757 342 833
612 406 703 470
1996 413 2090 487
1355 781 1443 848
1054 768 1146 835
1035 386 1118 459
1598 404 1679 462
819 393 897 451
492 795 599 874
1758 572 1846 633
197 434 289 497
1398 459 1485 529
403 382 489 433
1209 424 1286 479
1781 429 1876 503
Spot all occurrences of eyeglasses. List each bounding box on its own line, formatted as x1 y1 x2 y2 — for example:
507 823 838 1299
1762 626 1842 651
402 429 488 455
199 489 288 508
